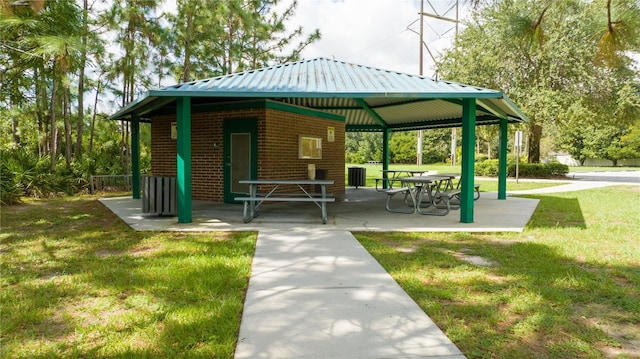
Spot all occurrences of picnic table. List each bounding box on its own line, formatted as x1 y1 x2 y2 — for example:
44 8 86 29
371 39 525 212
375 169 426 191
384 175 460 216
235 179 335 224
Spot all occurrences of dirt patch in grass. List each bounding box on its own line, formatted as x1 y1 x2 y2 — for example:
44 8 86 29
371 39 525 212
94 249 123 258
395 246 418 253
434 247 497 267
129 246 159 257
576 304 640 358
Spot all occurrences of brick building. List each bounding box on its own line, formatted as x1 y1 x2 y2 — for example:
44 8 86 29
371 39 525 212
149 100 345 203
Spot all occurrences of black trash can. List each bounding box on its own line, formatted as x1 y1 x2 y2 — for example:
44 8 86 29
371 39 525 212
315 168 329 193
347 167 366 188
142 176 177 215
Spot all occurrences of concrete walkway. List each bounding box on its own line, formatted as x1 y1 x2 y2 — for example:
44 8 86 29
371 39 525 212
506 171 639 195
235 230 466 359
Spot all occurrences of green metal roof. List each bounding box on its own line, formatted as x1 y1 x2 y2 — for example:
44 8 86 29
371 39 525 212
110 57 529 130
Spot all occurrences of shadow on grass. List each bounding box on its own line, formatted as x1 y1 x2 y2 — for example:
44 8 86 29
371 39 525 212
357 233 640 359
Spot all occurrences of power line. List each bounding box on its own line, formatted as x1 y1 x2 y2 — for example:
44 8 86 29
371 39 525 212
344 28 411 60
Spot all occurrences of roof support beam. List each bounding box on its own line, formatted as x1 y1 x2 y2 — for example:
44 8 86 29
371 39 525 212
498 117 508 200
176 97 192 223
382 129 391 188
476 98 508 119
355 98 388 129
366 98 440 110
128 96 177 119
442 98 504 120
131 114 140 199
460 98 476 223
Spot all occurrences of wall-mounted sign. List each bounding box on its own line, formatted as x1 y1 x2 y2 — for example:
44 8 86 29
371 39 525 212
171 122 177 139
327 126 335 142
299 135 322 159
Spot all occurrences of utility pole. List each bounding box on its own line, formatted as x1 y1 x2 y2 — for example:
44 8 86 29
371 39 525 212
416 0 461 167
451 0 458 167
417 0 424 166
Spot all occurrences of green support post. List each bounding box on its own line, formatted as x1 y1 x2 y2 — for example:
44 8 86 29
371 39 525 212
382 129 390 189
460 98 476 223
131 114 140 199
498 118 508 200
176 97 192 223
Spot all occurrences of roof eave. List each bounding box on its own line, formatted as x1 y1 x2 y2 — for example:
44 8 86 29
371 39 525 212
148 89 504 100
501 95 531 123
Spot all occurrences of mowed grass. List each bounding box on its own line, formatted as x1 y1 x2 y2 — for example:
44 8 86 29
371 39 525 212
356 185 640 358
0 196 256 359
3 185 639 358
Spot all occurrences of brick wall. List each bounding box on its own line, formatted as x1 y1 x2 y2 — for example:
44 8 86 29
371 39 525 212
150 101 345 202
261 109 345 197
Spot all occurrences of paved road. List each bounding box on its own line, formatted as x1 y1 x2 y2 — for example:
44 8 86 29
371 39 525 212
567 170 640 184
507 171 640 195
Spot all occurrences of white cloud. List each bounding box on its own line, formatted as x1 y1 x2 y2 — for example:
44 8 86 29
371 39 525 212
279 0 468 77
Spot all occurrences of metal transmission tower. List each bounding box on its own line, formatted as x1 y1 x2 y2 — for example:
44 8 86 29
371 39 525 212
410 0 461 166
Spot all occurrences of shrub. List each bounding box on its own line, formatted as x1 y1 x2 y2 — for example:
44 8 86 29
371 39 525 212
475 160 569 178
0 160 22 205
475 159 500 176
509 162 569 178
544 162 570 177
475 153 489 163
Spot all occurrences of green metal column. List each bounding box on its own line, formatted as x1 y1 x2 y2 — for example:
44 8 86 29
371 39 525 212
131 114 140 199
382 129 390 188
460 98 476 223
498 118 508 200
176 97 192 223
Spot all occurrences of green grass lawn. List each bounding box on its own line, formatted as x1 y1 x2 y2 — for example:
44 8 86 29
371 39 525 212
0 196 256 358
2 186 639 358
356 185 640 358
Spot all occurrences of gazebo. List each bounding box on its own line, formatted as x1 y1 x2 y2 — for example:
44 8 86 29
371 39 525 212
110 57 529 224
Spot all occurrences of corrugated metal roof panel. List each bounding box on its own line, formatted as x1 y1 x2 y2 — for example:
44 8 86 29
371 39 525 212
110 57 530 127
154 58 502 98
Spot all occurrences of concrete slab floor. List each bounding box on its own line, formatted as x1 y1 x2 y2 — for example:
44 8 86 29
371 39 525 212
100 188 540 233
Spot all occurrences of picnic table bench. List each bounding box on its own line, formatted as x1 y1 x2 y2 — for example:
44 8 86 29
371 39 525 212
385 175 461 216
235 179 335 224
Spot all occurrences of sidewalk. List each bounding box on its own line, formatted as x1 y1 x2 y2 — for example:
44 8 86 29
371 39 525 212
235 230 466 359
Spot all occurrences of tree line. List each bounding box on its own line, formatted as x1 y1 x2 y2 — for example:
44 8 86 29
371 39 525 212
345 0 639 167
1 0 319 203
439 0 640 165
2 0 639 204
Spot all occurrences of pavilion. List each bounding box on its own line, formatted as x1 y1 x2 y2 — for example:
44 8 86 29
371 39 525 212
110 57 529 224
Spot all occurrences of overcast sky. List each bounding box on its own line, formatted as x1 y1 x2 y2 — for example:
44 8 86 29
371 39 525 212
276 0 471 77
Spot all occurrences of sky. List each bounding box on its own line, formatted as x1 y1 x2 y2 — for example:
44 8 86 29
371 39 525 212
274 0 471 77
100 0 468 113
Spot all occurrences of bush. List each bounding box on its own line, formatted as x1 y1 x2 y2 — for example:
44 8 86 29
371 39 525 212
475 159 500 176
509 162 569 178
475 160 569 178
1 148 94 203
475 153 489 163
0 160 22 205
